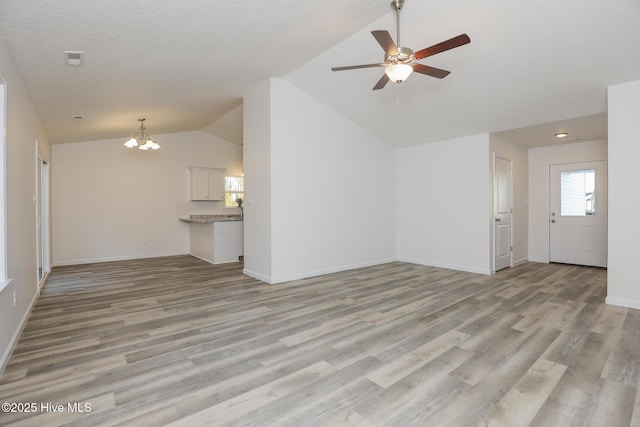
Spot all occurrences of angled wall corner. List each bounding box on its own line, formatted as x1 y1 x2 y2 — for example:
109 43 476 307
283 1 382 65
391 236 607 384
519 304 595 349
607 79 640 309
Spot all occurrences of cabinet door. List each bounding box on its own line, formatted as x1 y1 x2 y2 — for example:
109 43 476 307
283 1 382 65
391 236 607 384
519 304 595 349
207 170 225 201
190 170 210 200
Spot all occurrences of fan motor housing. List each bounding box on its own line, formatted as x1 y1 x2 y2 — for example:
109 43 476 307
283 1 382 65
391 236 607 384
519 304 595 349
385 47 415 64
391 0 405 11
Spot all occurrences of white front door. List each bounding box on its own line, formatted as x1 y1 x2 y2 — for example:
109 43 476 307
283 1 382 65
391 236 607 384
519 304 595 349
549 161 607 267
494 156 512 271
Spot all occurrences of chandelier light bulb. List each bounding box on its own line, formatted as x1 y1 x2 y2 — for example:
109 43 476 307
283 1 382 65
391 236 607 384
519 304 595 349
124 137 138 148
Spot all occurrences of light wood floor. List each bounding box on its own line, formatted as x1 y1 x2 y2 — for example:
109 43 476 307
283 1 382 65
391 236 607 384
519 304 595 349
1 256 638 426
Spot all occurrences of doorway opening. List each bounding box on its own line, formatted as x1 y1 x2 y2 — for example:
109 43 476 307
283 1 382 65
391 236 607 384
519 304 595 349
36 145 50 289
0 79 6 288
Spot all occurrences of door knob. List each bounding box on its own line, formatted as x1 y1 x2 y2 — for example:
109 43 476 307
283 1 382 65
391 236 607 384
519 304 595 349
551 219 556 223
495 218 501 222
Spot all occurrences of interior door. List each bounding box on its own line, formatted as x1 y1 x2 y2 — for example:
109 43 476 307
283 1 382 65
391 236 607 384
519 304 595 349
494 156 512 271
549 161 607 267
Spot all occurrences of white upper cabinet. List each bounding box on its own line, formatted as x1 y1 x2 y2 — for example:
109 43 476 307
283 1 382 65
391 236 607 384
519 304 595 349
189 167 225 201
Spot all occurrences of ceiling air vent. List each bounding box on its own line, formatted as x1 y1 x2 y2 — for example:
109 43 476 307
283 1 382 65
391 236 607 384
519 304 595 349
64 51 84 66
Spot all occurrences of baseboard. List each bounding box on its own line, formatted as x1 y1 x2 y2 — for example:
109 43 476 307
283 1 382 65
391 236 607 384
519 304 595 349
0 286 39 376
527 257 549 264
397 257 491 275
512 257 529 267
52 251 189 267
244 258 397 285
605 296 640 310
242 268 272 284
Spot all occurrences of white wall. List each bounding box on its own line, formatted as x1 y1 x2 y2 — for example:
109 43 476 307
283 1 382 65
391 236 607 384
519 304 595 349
202 104 243 145
52 130 242 265
396 134 492 274
607 79 640 309
527 139 607 263
243 79 396 284
0 36 51 371
490 135 529 267
242 80 273 282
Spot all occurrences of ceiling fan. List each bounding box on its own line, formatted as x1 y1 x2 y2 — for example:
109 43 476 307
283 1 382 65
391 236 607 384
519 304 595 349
331 0 470 90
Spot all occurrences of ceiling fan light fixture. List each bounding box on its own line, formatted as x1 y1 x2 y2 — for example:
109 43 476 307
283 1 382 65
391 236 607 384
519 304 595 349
385 63 413 83
330 0 469 91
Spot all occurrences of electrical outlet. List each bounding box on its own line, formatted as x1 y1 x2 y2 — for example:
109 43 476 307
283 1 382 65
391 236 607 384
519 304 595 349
12 290 17 307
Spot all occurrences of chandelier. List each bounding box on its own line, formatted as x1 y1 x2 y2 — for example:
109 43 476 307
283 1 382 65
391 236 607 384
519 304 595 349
124 118 160 150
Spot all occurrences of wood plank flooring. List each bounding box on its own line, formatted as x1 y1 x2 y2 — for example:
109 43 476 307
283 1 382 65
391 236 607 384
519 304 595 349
1 256 638 426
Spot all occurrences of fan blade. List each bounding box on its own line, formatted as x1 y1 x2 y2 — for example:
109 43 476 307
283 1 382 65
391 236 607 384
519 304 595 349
331 63 385 71
413 63 451 79
372 30 399 56
373 74 390 90
414 34 470 60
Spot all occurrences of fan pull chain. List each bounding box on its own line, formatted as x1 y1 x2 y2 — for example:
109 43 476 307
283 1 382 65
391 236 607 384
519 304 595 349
396 99 401 110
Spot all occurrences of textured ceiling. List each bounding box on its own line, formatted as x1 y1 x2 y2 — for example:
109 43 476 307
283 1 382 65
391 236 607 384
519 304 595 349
0 0 389 144
287 0 640 147
493 113 608 149
1 0 639 147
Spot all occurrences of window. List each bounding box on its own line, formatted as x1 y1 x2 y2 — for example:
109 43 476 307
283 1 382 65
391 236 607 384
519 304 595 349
225 176 244 207
560 169 596 216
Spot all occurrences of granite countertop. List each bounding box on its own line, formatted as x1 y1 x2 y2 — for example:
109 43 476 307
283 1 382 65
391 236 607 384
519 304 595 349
179 214 243 223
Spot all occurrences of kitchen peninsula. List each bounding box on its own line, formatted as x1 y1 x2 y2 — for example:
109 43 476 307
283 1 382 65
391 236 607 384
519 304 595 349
179 215 243 264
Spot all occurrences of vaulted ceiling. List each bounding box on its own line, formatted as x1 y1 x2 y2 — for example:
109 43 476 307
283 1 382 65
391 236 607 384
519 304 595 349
1 0 639 147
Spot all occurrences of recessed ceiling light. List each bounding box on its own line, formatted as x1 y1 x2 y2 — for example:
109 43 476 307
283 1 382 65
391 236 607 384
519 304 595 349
555 132 568 138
